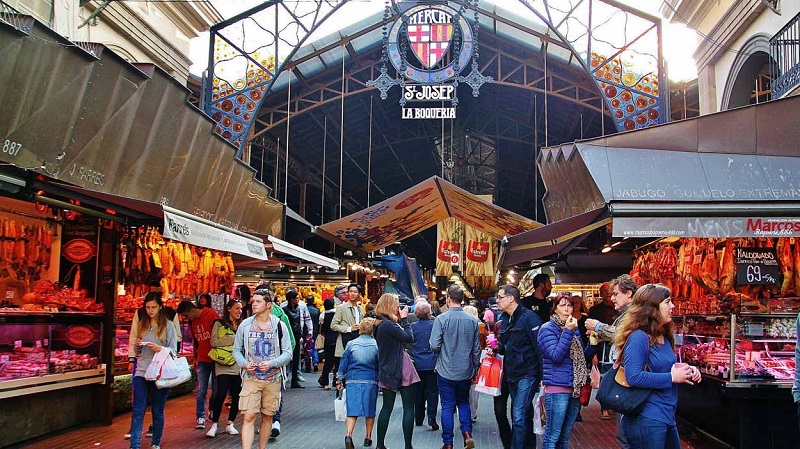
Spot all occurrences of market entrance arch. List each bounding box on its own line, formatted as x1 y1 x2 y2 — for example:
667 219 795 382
202 1 665 264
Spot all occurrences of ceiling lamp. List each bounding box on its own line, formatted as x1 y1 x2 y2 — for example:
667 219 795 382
601 243 612 253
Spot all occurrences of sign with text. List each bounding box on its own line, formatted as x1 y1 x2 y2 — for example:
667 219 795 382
163 209 268 260
613 217 800 239
735 247 779 285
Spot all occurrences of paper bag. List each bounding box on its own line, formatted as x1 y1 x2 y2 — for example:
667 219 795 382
334 388 347 422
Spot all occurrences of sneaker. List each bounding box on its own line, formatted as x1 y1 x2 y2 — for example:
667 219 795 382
196 417 206 429
146 425 153 438
600 410 611 420
206 423 218 437
270 421 281 438
225 423 239 435
297 374 307 382
123 433 131 439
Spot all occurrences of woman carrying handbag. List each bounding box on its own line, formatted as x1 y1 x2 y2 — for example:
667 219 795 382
614 284 702 449
374 293 418 449
129 292 177 449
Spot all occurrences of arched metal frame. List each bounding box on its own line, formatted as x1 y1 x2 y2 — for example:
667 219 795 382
203 0 666 154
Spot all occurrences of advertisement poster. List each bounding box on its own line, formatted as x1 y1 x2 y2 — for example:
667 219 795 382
464 225 495 277
436 218 461 277
59 219 99 298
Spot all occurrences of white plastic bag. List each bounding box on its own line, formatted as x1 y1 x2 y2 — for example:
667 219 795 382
334 389 347 422
144 347 171 381
156 356 191 389
533 391 545 435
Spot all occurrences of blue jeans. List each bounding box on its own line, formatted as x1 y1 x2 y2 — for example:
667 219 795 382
507 376 538 449
542 392 581 449
131 376 169 449
623 414 681 449
437 375 472 446
196 361 217 419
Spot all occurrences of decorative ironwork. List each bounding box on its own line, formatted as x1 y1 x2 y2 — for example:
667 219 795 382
517 0 664 131
770 10 800 99
204 0 664 150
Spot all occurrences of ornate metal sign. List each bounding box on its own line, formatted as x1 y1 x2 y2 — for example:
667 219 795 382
368 1 491 119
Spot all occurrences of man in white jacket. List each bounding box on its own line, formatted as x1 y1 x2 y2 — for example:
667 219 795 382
233 288 293 449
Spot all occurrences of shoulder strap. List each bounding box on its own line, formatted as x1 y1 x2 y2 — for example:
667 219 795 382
277 316 283 355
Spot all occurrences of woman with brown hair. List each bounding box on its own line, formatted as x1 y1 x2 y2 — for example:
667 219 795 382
206 299 244 437
373 293 417 449
129 292 177 449
614 283 701 449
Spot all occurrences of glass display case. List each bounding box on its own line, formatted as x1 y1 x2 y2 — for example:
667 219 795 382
674 313 797 384
0 312 105 398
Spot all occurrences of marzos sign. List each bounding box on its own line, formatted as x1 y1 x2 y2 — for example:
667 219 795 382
372 2 489 119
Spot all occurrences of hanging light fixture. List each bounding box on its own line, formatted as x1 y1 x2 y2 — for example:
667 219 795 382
601 243 612 253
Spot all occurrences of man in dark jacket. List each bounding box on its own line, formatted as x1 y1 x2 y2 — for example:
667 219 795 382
491 284 543 449
283 288 304 388
430 285 480 449
522 273 552 324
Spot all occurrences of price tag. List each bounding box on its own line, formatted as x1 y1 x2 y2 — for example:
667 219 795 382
43 339 48 347
35 340 42 348
735 247 780 285
0 355 8 363
13 340 21 349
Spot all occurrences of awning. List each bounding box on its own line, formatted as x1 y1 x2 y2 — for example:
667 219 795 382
162 206 268 260
0 18 283 238
315 176 540 253
501 95 800 267
538 94 800 224
499 207 611 267
265 236 340 270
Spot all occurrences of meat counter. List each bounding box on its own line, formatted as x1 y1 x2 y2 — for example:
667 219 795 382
0 311 105 399
674 313 799 448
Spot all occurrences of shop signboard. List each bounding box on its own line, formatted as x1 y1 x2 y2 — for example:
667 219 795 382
734 247 779 285
612 216 800 239
162 208 268 260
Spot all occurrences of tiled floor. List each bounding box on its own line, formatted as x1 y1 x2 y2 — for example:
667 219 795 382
19 380 727 449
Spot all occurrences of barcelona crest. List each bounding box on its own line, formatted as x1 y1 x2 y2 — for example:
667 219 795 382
387 3 474 84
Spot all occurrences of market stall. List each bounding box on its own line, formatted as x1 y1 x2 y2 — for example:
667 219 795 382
499 95 800 449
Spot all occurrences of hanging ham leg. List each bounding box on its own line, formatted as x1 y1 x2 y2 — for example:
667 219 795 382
778 238 794 296
719 239 736 295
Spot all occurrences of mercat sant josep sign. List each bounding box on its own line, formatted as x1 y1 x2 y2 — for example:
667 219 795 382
369 2 492 120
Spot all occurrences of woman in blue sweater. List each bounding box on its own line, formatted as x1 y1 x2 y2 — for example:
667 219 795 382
614 283 701 449
538 295 594 449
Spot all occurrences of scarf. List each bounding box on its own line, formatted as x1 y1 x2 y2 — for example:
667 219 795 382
551 314 588 398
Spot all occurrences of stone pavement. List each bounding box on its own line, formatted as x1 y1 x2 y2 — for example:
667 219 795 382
20 379 726 449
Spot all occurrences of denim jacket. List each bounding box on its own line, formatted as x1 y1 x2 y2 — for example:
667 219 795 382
411 318 438 371
338 335 379 384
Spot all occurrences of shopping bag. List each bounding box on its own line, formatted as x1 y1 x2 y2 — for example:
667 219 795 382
474 354 503 396
334 388 347 422
144 347 172 381
533 391 545 435
590 364 601 389
315 334 325 350
156 356 191 389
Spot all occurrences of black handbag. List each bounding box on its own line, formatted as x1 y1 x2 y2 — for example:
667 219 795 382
596 340 652 415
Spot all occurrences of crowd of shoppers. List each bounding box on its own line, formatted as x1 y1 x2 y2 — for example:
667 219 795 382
124 275 709 449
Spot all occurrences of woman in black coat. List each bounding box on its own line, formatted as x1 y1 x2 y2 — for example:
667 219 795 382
373 293 416 449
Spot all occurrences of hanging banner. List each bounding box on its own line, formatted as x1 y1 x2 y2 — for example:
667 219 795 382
436 218 461 276
163 207 268 260
464 225 495 277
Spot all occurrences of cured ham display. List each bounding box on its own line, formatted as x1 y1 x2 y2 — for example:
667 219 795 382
631 237 800 314
120 226 236 299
